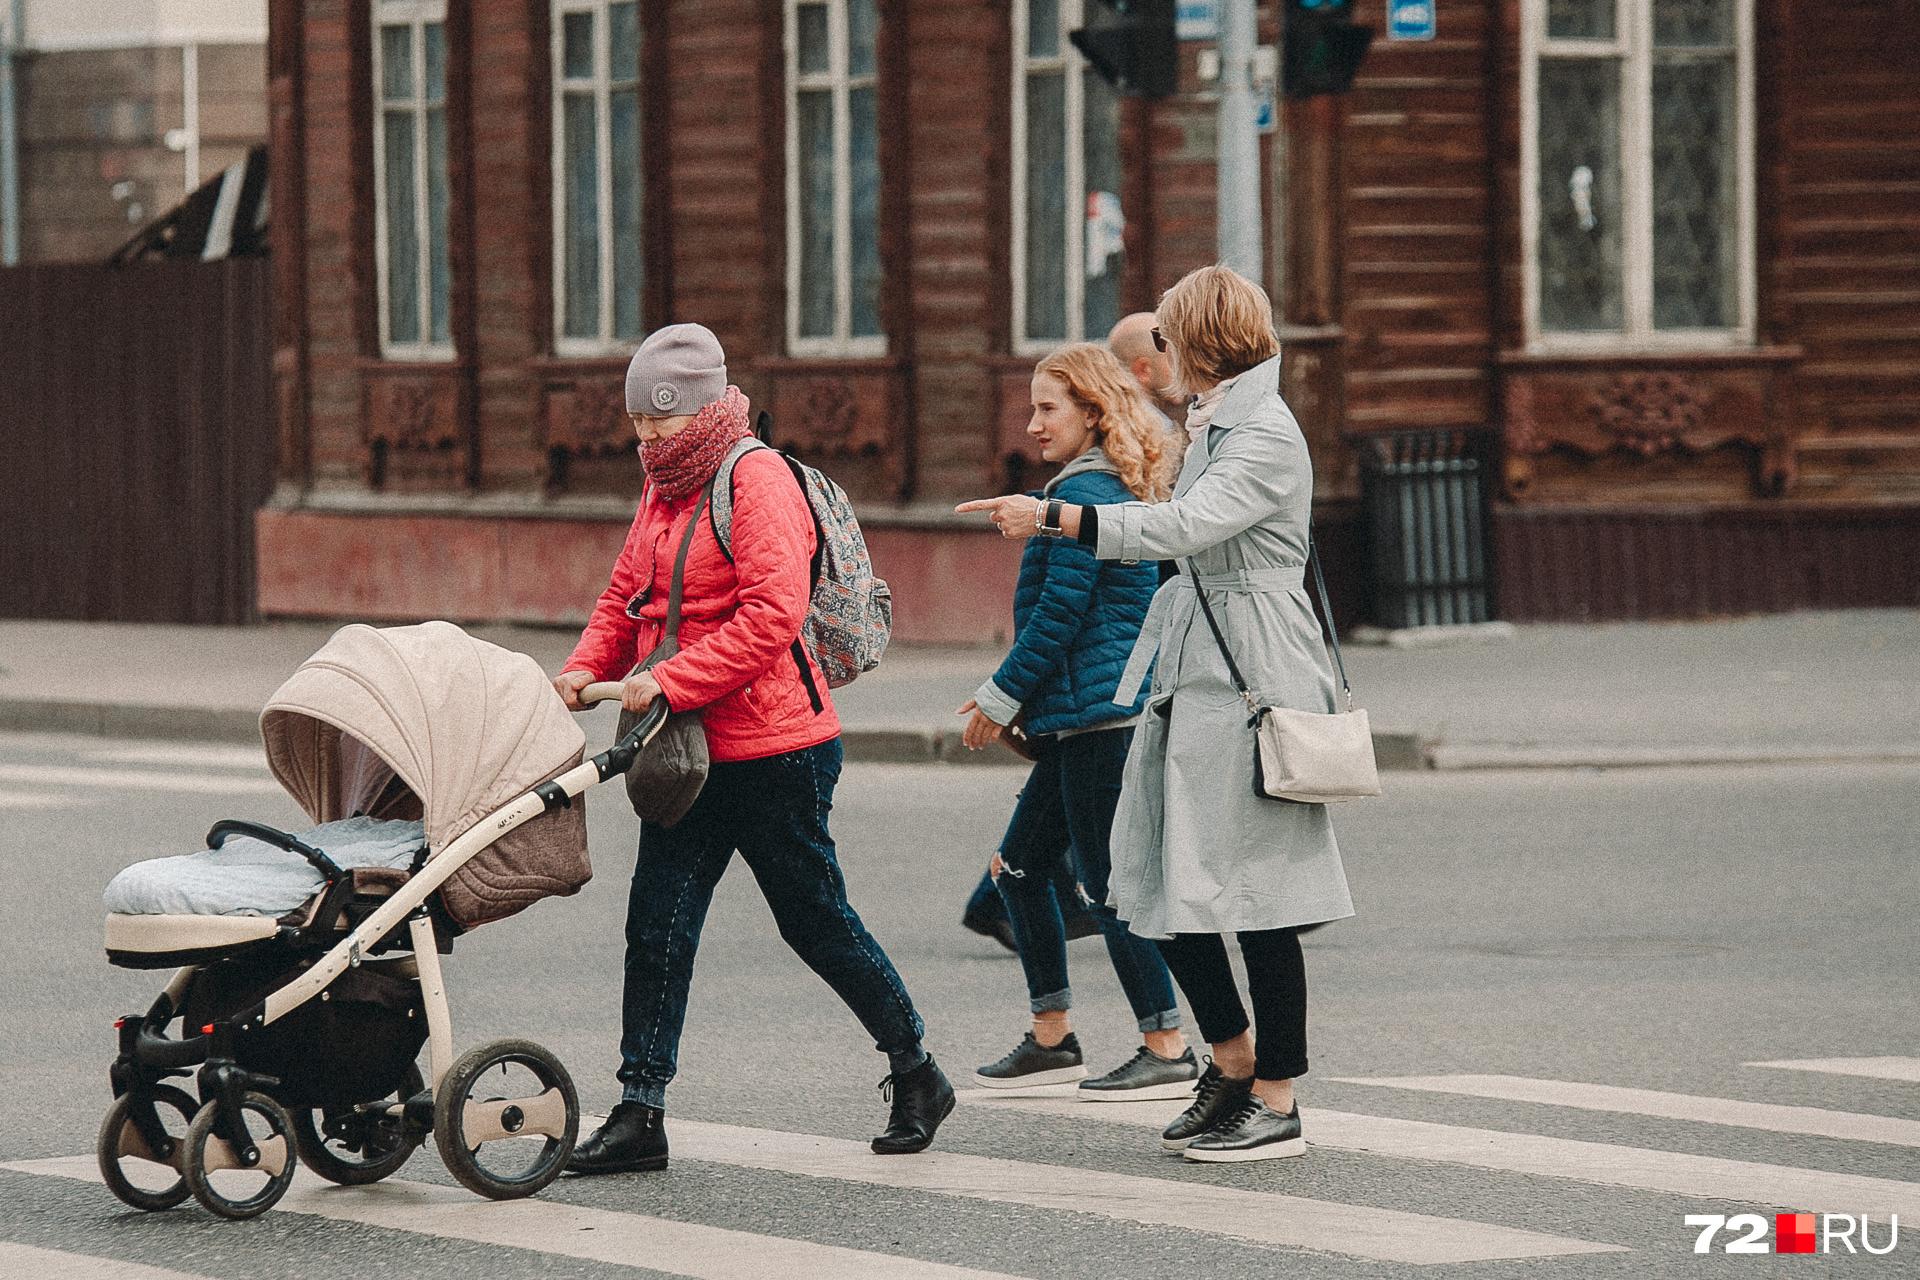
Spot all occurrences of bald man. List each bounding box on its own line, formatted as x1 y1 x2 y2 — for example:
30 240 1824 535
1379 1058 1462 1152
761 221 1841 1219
1108 311 1188 428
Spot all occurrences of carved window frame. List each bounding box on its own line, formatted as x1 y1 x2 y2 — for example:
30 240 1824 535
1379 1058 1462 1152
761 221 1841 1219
1011 0 1089 355
551 0 645 357
371 0 455 362
1520 0 1756 353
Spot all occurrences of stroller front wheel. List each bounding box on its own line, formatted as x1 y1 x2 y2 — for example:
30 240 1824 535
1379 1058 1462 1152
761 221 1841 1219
434 1038 578 1200
97 1084 198 1212
182 1090 299 1220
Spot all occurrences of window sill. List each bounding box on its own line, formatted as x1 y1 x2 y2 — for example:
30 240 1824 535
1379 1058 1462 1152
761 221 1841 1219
1497 344 1802 370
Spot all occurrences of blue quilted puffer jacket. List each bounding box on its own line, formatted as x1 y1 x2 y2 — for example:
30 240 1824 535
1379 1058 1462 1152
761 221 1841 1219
971 450 1159 737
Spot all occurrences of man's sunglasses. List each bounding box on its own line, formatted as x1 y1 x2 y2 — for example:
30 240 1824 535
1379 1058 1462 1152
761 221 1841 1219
1151 327 1168 352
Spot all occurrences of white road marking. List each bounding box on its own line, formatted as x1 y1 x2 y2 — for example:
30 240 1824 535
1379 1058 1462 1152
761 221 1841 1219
662 1118 1624 1264
0 1241 217 1280
82 744 270 771
0 790 84 809
1331 1074 1920 1148
4 1158 1029 1280
1749 1058 1920 1084
954 1092 1920 1216
0 764 284 796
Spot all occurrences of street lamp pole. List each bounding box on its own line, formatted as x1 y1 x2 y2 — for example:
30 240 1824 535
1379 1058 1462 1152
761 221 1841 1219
1 0 23 265
1215 0 1261 280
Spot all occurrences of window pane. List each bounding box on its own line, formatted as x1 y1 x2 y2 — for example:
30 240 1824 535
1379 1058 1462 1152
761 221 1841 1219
610 1 639 79
797 4 830 74
1537 57 1623 331
1654 0 1731 46
1083 66 1123 341
848 0 878 78
1546 0 1614 39
380 25 413 102
427 105 451 344
563 92 601 338
612 87 643 339
1028 0 1059 58
1653 56 1735 328
424 22 446 103
796 89 836 338
563 11 594 80
1024 70 1067 341
849 84 882 337
383 110 421 344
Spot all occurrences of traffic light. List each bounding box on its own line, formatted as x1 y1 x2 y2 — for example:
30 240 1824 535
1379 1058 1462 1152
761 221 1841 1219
1282 0 1373 99
1070 0 1178 99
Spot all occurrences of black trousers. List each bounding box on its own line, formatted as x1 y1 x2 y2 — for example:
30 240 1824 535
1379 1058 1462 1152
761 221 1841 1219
1154 928 1307 1081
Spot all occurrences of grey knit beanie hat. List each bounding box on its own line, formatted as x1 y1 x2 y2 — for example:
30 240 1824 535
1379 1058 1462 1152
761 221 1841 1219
626 323 728 416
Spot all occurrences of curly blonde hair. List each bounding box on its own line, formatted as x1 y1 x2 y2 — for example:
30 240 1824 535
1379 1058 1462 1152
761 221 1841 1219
1035 344 1171 502
1156 265 1279 394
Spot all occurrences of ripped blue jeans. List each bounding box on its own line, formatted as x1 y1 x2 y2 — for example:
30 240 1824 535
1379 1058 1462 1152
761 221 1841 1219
994 726 1181 1033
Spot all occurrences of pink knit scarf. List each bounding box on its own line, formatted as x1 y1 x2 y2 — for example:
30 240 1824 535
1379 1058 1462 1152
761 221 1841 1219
640 385 752 497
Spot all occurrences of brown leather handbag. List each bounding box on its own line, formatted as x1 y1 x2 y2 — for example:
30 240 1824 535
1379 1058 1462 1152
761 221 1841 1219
616 483 713 828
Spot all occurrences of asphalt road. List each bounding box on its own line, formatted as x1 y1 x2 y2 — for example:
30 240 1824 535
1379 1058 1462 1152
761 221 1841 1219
1 728 1916 1278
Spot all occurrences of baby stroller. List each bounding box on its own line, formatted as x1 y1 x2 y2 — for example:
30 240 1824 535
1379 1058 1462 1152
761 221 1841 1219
96 622 658 1219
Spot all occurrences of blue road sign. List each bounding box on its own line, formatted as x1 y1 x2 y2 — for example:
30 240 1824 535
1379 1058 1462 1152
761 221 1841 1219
1176 0 1220 40
1387 0 1436 40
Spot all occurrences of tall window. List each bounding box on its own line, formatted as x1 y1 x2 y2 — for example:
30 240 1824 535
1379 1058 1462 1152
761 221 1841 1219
373 1 453 359
553 0 644 353
786 0 884 356
1013 0 1124 353
1523 0 1754 347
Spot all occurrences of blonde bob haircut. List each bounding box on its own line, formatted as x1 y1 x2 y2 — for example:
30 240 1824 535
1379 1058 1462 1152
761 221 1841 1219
1034 343 1172 502
1155 264 1279 395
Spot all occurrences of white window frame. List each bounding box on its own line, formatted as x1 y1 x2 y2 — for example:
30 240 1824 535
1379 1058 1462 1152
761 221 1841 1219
784 0 887 358
1012 0 1090 355
552 0 644 357
371 0 454 361
1520 0 1755 352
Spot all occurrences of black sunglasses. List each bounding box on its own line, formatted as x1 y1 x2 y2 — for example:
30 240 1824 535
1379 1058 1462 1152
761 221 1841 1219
1151 327 1168 352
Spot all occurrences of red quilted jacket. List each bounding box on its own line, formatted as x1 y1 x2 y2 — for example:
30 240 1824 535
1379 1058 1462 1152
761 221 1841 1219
564 448 840 761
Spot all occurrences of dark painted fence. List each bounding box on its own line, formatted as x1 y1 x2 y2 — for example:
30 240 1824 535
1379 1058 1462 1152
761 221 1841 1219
0 260 274 624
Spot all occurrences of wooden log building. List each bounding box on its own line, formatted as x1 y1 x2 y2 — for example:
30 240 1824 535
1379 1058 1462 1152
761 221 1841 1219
260 0 1920 640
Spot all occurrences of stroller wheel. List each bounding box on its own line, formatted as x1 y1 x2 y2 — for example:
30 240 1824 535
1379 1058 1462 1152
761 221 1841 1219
293 1063 427 1186
182 1091 299 1220
97 1084 198 1211
434 1038 578 1200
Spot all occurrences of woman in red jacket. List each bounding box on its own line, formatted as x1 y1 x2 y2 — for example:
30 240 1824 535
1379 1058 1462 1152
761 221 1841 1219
551 324 952 1174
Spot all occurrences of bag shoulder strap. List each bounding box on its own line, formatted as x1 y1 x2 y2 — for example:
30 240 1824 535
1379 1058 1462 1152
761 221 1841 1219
1185 532 1354 714
661 484 711 647
1305 534 1354 711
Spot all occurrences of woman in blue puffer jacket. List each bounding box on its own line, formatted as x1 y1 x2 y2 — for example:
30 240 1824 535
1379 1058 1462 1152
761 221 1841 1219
957 344 1199 1101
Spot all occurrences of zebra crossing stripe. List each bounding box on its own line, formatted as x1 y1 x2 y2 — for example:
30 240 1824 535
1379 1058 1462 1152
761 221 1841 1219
3 1157 1028 1280
0 1241 216 1280
1748 1057 1920 1084
0 763 284 795
662 1118 1625 1263
953 1092 1920 1216
1330 1074 1920 1147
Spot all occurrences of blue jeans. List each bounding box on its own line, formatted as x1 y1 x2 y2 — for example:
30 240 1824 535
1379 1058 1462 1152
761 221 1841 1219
617 737 926 1107
994 726 1181 1033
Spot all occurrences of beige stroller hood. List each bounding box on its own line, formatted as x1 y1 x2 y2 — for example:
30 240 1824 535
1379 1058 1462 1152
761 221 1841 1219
260 621 591 927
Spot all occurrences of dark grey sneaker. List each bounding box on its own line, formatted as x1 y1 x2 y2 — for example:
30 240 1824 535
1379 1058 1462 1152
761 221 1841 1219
1182 1096 1306 1163
973 1032 1087 1089
1078 1045 1201 1102
1160 1061 1253 1152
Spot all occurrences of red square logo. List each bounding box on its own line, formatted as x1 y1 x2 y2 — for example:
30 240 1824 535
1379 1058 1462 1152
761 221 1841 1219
1777 1213 1817 1254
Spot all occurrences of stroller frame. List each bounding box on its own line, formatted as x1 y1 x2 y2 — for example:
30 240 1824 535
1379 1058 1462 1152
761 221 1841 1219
102 690 661 1219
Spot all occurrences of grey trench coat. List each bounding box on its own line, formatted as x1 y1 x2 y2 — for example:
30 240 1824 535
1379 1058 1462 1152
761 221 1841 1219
1095 353 1355 939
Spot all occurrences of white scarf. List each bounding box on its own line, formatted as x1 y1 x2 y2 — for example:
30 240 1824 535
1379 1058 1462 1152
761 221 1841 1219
1183 373 1241 443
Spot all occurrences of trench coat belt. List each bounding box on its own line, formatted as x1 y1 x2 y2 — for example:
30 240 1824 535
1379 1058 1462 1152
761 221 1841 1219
1112 564 1307 707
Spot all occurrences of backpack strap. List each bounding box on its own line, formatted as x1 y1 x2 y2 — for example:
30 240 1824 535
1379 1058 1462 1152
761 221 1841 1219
707 436 770 564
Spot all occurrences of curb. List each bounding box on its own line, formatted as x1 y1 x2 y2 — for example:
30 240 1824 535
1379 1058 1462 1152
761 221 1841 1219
1428 743 1920 771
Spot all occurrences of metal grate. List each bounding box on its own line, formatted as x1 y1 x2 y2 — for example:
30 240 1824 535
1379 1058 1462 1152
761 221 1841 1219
1359 430 1495 628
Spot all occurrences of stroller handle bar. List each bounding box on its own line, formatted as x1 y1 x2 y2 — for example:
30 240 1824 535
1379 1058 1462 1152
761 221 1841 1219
579 681 627 706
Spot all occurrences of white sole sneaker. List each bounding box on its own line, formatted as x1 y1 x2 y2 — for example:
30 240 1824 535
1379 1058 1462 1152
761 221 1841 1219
1182 1136 1307 1163
1078 1077 1201 1102
971 1064 1088 1089
1160 1134 1196 1154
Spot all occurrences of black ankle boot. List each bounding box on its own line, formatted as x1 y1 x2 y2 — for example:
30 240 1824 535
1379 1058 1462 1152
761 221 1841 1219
871 1056 955 1155
566 1101 668 1174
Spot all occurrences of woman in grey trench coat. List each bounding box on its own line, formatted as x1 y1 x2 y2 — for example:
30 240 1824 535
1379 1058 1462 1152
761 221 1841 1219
959 265 1353 1164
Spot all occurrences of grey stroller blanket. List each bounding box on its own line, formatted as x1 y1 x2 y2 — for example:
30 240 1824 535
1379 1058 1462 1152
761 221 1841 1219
103 816 426 918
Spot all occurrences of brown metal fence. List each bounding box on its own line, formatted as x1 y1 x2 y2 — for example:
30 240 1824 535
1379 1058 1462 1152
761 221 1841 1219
0 260 274 624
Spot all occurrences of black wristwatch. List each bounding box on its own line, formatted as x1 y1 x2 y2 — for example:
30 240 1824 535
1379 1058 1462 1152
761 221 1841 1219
1037 498 1064 536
